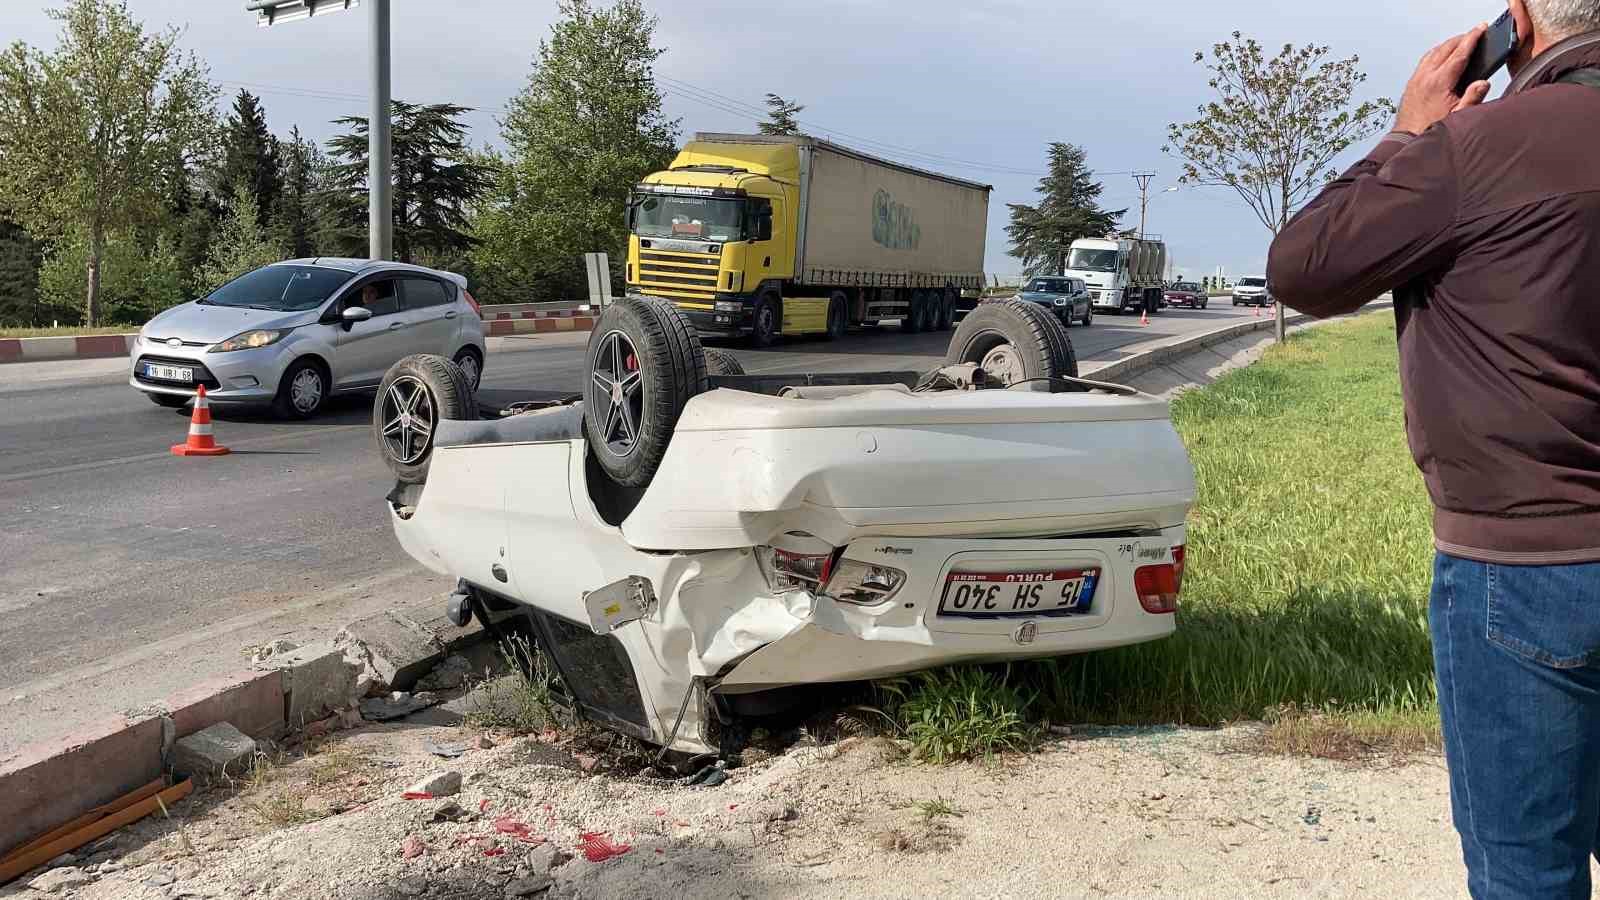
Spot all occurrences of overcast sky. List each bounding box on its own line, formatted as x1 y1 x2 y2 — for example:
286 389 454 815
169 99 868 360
1 0 1506 278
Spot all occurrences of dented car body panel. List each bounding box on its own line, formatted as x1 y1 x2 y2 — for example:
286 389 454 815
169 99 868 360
390 383 1195 754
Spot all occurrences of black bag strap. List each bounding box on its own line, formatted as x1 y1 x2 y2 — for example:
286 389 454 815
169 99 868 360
1558 68 1600 88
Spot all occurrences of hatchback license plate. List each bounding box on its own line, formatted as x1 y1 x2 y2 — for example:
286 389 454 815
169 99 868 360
939 569 1100 619
144 363 193 383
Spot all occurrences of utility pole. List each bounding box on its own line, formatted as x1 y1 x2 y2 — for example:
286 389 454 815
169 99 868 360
1132 172 1156 238
250 0 389 261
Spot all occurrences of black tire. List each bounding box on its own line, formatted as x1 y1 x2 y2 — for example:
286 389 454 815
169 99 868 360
148 393 189 409
704 347 746 376
273 358 330 419
583 298 709 488
825 291 848 340
935 288 955 331
1232 298 1239 307
901 290 926 333
452 347 483 393
373 354 476 485
945 297 1079 387
751 292 781 347
1082 303 1093 327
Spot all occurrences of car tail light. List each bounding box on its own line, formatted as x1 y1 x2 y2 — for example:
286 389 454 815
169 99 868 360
823 559 906 606
1135 545 1184 615
757 546 836 593
463 290 482 318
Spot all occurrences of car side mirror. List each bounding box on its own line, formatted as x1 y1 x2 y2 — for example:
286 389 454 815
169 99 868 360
342 306 372 327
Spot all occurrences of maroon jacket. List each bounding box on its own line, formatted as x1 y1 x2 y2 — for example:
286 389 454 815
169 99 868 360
1268 34 1600 564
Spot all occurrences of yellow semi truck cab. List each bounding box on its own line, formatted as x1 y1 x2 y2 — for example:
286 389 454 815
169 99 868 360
626 133 990 346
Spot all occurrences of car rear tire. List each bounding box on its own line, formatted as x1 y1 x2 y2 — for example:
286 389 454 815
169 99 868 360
273 358 329 420
583 298 709 488
374 354 477 485
452 348 483 393
704 347 745 376
946 297 1079 387
148 393 189 409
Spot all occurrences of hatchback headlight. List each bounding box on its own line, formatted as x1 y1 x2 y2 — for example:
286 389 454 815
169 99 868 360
212 329 289 353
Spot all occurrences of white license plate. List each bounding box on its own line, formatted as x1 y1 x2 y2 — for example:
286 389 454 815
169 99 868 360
144 363 193 383
939 568 1100 619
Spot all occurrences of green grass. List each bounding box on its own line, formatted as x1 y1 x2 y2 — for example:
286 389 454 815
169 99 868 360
879 666 1039 763
466 632 567 734
0 325 136 338
887 313 1439 753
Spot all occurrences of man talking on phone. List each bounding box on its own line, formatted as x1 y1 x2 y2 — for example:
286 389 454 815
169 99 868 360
1267 2 1600 896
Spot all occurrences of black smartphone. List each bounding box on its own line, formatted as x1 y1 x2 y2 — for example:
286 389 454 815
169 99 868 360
1455 10 1519 94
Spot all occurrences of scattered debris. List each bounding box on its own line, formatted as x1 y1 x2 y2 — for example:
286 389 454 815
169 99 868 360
406 771 463 798
575 832 631 863
400 836 427 860
172 723 258 781
424 740 468 759
429 803 468 824
144 872 176 887
492 817 545 845
505 874 553 897
417 654 472 692
360 691 443 722
477 736 496 750
26 867 92 894
247 639 300 663
1303 806 1323 827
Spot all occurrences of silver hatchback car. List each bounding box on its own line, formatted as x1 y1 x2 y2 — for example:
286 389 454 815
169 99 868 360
130 258 487 418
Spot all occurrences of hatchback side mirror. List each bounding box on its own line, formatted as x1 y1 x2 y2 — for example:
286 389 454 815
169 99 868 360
342 306 373 324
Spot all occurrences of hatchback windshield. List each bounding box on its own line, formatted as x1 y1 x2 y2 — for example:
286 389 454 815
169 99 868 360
1068 248 1118 272
1025 278 1074 294
633 195 746 242
1172 282 1201 292
201 265 351 312
1239 277 1267 288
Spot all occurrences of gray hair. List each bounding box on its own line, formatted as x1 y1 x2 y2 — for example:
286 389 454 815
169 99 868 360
1527 0 1600 40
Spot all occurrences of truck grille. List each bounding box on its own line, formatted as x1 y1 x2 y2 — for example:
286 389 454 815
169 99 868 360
636 249 720 305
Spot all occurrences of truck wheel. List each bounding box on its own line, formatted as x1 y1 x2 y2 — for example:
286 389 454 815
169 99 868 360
946 298 1079 387
374 354 477 485
704 347 745 376
583 298 709 488
937 288 955 331
902 291 926 333
825 292 848 340
751 293 781 347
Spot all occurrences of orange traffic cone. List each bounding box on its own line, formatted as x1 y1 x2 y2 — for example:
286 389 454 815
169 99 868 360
1140 307 1150 326
171 385 230 457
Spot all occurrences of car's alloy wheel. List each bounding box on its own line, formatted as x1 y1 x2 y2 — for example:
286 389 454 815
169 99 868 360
290 367 323 413
588 329 645 460
379 375 436 466
453 351 481 392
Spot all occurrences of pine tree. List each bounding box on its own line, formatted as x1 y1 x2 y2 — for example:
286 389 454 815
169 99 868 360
271 126 325 258
0 220 41 326
193 184 283 294
1005 143 1124 277
758 94 805 136
214 90 281 229
325 102 490 263
472 0 679 300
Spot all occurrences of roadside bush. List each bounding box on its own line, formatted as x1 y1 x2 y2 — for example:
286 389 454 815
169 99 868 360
39 230 187 326
881 666 1038 763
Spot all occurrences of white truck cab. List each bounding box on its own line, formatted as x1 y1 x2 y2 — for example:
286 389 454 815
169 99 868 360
1066 237 1168 316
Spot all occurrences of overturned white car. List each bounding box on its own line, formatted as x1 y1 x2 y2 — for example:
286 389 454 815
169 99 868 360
376 298 1195 760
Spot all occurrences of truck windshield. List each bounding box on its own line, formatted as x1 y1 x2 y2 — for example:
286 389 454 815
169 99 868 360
633 195 746 242
1068 248 1118 272
1240 277 1267 287
1025 278 1073 294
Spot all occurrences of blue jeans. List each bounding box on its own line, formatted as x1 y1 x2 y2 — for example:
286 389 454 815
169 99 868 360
1431 553 1600 898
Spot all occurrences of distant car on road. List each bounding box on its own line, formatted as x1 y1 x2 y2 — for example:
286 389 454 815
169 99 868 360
1164 281 1208 309
1015 276 1093 327
1231 276 1272 307
131 258 486 419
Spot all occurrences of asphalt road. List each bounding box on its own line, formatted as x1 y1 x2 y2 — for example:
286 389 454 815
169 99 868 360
0 301 1265 753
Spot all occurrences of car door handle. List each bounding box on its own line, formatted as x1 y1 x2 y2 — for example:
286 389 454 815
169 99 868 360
444 311 458 320
388 321 407 331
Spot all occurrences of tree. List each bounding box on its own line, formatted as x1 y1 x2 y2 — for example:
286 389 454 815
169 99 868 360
272 126 326 258
0 220 42 326
1005 143 1124 277
0 0 216 326
759 93 805 136
193 184 283 294
474 0 679 301
1165 33 1393 340
214 90 281 228
39 229 185 325
325 102 491 263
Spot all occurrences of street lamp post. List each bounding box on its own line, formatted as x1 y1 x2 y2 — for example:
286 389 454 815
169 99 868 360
247 0 391 261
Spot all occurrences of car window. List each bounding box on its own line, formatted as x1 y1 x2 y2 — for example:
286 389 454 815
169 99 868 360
402 278 451 310
202 265 349 312
344 279 399 317
1240 277 1267 287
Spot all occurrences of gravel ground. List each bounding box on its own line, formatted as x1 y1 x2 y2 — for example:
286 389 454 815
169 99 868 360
3 718 1477 900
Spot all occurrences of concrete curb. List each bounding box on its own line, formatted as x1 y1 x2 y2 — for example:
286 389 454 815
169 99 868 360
1081 301 1392 385
0 334 137 364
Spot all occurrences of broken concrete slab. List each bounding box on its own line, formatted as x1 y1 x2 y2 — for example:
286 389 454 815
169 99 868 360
171 723 257 782
337 610 445 694
27 867 92 894
258 643 361 729
360 691 443 722
405 771 462 798
163 669 286 741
